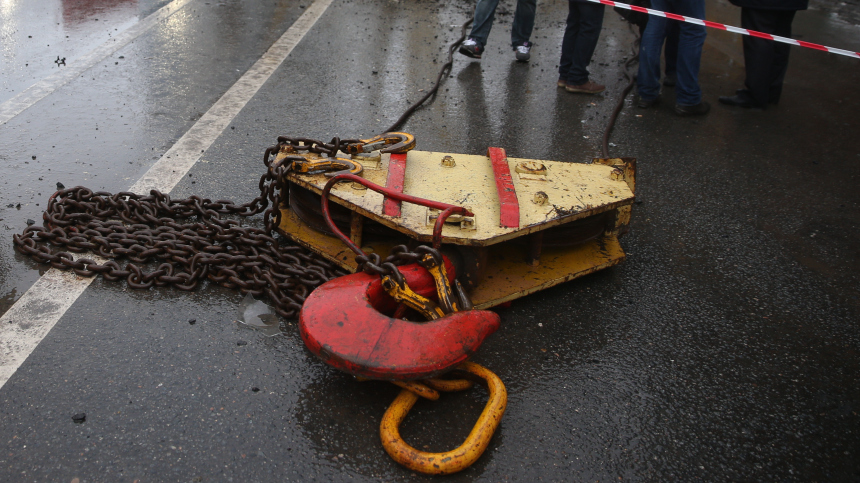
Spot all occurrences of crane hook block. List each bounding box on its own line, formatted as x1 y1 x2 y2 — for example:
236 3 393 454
299 262 500 380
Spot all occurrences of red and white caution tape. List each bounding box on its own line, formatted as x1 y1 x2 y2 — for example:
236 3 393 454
586 0 860 59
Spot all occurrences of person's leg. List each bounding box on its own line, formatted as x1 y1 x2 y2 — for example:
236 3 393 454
672 0 706 106
740 7 775 107
768 10 796 104
566 2 605 85
559 2 583 82
511 0 537 47
664 19 680 84
469 0 502 47
637 0 668 101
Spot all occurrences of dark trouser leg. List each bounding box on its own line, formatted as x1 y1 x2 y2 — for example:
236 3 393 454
741 8 795 106
562 2 605 85
511 0 537 47
672 0 706 106
469 0 502 47
768 10 796 104
637 7 668 101
664 20 680 77
559 3 583 81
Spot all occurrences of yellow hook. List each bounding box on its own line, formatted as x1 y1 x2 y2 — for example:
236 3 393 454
379 361 507 475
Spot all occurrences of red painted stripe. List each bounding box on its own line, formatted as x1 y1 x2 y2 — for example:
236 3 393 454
748 30 774 40
586 0 858 60
487 147 519 229
797 40 828 52
383 153 407 217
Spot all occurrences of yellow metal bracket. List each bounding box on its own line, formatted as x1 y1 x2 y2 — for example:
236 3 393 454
343 132 416 155
380 274 446 320
291 157 363 178
418 252 461 314
379 361 507 475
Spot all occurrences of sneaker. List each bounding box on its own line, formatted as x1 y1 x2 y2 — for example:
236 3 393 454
674 101 710 116
557 78 567 88
564 80 605 94
459 38 482 59
514 42 532 62
637 96 660 108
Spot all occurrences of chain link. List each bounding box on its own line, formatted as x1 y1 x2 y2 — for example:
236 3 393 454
12 138 364 318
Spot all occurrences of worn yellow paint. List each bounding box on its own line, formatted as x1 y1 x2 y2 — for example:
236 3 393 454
278 150 634 246
278 207 624 307
380 274 446 320
390 380 440 400
470 235 626 309
423 377 474 392
276 149 633 306
379 362 506 475
277 207 364 269
593 157 636 193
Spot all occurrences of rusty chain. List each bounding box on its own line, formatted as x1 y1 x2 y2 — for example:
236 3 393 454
11 137 393 319
12 136 441 320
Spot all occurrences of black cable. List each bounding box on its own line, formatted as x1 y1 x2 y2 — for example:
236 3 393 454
601 23 641 158
384 19 473 133
384 16 639 160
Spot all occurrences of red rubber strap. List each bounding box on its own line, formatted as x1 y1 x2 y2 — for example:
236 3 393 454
488 147 519 228
321 174 472 256
383 153 407 217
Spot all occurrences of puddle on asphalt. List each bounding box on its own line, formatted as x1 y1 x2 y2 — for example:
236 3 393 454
237 292 282 337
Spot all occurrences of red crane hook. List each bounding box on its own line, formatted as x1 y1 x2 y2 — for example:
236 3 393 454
299 259 500 380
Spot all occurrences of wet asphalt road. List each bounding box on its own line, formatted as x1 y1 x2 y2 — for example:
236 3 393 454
1 0 859 481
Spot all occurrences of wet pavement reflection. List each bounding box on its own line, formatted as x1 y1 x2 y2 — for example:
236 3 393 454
0 0 163 105
0 0 858 480
238 293 282 337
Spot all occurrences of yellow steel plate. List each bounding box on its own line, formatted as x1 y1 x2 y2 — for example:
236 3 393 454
470 237 625 309
282 150 634 247
278 206 397 271
277 207 625 308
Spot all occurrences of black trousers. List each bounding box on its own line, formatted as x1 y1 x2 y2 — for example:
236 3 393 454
741 8 797 106
558 2 605 85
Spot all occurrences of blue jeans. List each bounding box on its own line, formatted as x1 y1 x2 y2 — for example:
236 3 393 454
665 20 680 76
469 0 537 48
637 0 706 105
558 1 605 85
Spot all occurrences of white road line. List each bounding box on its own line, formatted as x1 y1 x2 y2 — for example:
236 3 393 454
132 0 333 192
0 0 194 126
0 0 333 388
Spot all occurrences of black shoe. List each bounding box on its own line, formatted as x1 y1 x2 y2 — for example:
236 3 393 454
734 88 777 106
674 101 710 116
637 96 660 108
718 94 764 109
